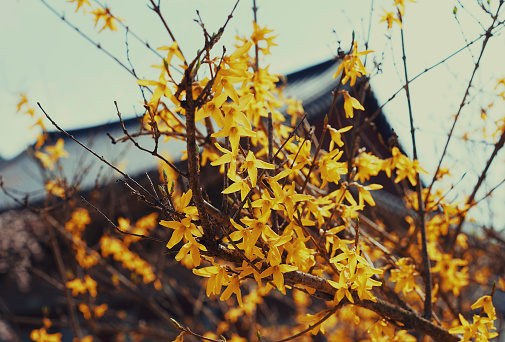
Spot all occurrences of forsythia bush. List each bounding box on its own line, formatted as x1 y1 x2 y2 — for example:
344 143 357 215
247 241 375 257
4 0 505 341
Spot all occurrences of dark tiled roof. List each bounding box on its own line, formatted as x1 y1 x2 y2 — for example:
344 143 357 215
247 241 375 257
0 118 185 211
0 59 396 211
283 58 395 144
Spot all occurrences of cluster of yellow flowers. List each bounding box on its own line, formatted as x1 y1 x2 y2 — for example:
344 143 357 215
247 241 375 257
67 0 123 32
30 319 62 342
30 318 96 342
23 0 502 340
78 303 108 320
66 274 98 297
16 93 48 148
449 296 499 342
65 208 100 268
379 0 417 30
16 94 69 198
403 187 472 299
30 211 162 341
101 235 156 284
353 146 427 186
134 17 428 315
35 138 69 172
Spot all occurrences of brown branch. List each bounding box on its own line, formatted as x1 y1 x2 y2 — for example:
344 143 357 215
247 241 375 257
183 64 217 252
29 267 66 291
172 0 242 252
358 298 459 342
300 66 345 194
253 0 259 72
399 12 431 320
449 124 505 252
209 245 459 342
42 213 83 339
148 0 188 66
114 101 188 178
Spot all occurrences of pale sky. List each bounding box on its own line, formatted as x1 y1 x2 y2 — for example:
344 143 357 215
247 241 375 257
1 0 505 228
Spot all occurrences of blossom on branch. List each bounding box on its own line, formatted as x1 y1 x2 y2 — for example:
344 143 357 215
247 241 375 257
91 8 124 32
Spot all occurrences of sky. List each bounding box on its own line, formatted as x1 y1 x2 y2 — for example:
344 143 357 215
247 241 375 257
1 0 505 228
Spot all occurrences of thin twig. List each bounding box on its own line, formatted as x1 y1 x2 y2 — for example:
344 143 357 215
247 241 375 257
42 213 83 339
37 102 162 207
90 0 185 75
300 46 349 193
147 0 188 66
399 12 432 320
81 197 167 244
125 28 148 102
363 0 374 67
356 22 505 136
275 305 341 342
449 126 505 252
114 101 188 177
183 62 216 251
231 113 308 222
425 1 504 202
39 0 139 80
173 326 225 342
43 213 176 327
